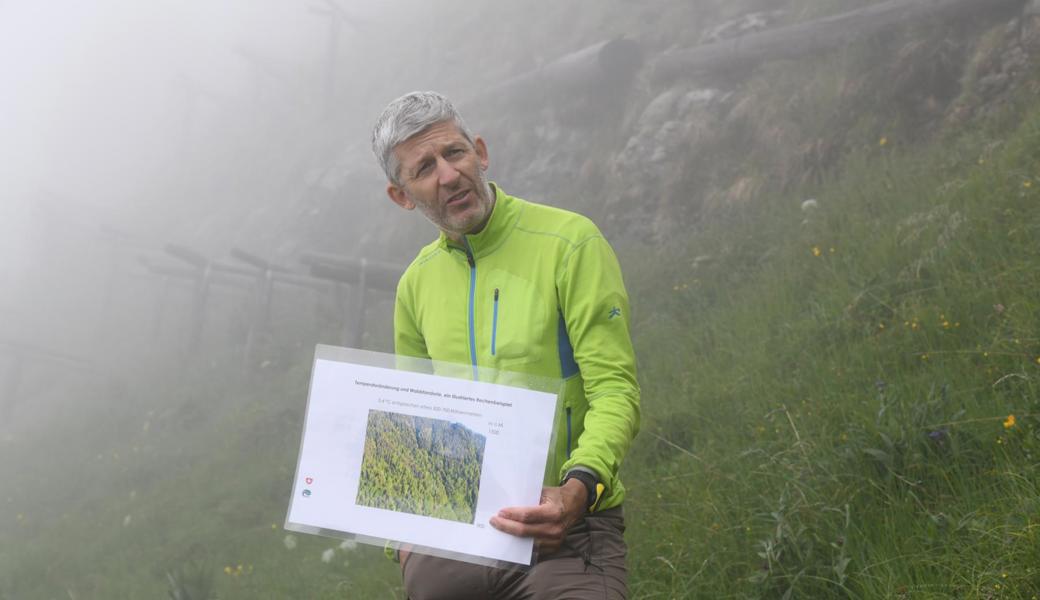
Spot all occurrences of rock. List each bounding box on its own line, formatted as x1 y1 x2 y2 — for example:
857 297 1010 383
700 10 786 44
978 72 1010 95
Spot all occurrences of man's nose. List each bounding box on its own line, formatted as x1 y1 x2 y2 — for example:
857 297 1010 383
436 158 461 186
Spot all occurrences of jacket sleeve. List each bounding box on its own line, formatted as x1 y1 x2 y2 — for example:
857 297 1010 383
394 275 430 360
556 233 641 495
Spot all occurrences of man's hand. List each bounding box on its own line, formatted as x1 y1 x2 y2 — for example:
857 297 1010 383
489 478 587 555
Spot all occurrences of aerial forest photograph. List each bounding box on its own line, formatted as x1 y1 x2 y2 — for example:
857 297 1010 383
356 410 486 524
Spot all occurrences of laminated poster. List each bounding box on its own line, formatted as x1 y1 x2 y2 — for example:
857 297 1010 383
285 345 561 567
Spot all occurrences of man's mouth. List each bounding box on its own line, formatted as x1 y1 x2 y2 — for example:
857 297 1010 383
445 189 470 206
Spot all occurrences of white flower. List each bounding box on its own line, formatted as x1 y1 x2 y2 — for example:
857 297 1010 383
283 534 297 550
321 548 335 563
801 198 818 211
339 539 358 551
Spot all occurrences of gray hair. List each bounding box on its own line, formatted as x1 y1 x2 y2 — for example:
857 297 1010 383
371 91 475 185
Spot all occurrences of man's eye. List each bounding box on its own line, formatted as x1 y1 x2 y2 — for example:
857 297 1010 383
415 163 432 177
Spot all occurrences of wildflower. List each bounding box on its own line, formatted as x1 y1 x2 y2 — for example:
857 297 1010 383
283 534 297 550
942 320 951 329
811 246 822 257
322 548 335 563
829 246 836 254
801 199 818 211
911 321 919 331
921 353 929 360
1024 180 1033 188
994 303 1005 314
878 322 885 330
224 566 233 575
1004 414 1016 429
339 539 358 551
1035 356 1040 365
879 136 888 146
978 158 985 165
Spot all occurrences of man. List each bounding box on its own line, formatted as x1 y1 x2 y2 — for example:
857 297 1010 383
371 91 640 600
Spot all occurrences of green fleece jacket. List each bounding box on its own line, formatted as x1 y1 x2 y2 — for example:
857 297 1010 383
393 184 640 511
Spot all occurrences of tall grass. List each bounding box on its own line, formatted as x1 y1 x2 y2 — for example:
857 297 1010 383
621 97 1040 598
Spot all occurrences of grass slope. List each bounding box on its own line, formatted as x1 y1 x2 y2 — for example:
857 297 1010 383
622 99 1040 598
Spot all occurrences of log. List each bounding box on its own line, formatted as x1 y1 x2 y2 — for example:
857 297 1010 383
650 0 1027 84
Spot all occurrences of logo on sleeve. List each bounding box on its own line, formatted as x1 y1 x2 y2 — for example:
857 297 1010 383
608 306 622 319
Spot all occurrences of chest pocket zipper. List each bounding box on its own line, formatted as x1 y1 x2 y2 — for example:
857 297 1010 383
491 288 500 356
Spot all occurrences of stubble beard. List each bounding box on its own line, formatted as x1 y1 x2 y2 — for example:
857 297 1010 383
418 168 493 240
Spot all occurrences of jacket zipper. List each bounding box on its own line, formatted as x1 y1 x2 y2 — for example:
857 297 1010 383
462 237 478 380
566 407 572 459
491 288 499 356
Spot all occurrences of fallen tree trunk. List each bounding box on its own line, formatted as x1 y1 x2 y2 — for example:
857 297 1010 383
650 0 1027 84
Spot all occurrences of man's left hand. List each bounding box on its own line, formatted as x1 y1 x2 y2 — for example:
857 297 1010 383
489 478 587 555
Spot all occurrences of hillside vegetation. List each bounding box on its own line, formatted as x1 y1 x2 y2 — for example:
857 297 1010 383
621 93 1040 597
357 411 485 524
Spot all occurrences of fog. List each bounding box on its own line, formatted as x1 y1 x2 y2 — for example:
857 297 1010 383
0 0 494 427
1 0 1031 595
0 0 669 429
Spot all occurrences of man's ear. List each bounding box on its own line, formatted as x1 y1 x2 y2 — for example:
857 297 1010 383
474 135 489 172
387 184 415 210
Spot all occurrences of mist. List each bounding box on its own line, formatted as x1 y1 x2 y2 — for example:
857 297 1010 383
2 0 1036 596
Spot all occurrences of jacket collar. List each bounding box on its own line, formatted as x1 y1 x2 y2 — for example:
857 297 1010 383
438 183 520 259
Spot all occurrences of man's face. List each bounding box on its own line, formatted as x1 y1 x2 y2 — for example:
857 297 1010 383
386 121 493 241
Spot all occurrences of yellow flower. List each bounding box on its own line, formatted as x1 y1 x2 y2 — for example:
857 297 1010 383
829 247 836 254
879 136 888 146
811 246 822 257
921 353 929 360
942 320 951 329
878 322 885 330
1024 180 1033 188
1004 414 1016 429
1035 356 1040 365
224 566 233 575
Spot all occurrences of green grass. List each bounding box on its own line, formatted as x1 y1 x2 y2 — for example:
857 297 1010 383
620 96 1040 598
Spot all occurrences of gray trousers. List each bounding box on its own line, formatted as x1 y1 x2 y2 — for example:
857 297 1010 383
402 506 627 600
